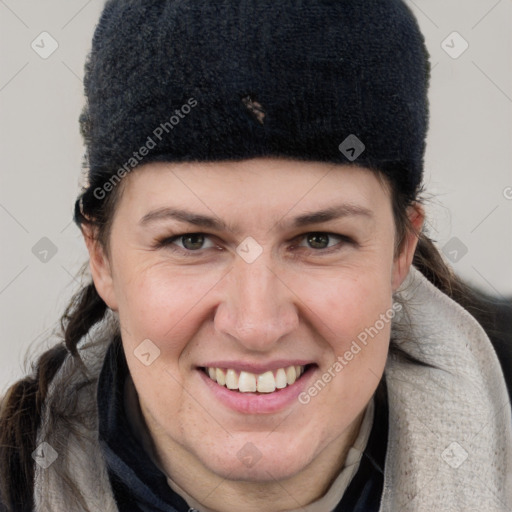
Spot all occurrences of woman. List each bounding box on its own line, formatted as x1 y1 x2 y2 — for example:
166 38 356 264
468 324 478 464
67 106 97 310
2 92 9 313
1 0 511 511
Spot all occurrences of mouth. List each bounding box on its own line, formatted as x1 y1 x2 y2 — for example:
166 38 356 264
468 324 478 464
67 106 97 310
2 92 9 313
201 364 314 394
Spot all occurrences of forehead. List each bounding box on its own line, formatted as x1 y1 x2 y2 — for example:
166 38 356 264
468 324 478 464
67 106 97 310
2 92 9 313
124 158 388 197
116 158 392 229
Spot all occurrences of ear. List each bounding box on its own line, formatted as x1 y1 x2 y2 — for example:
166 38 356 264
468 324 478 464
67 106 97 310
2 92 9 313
391 203 425 292
82 224 119 311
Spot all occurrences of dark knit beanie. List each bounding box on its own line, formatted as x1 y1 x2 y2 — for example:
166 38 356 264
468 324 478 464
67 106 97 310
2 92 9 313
76 0 430 218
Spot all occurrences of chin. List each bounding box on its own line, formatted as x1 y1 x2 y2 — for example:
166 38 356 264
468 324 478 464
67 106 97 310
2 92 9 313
194 437 314 482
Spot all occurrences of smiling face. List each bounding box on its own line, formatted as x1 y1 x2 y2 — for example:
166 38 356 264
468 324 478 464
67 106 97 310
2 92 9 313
85 158 422 494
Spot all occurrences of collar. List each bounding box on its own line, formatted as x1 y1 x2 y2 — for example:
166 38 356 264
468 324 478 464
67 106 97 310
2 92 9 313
97 338 189 511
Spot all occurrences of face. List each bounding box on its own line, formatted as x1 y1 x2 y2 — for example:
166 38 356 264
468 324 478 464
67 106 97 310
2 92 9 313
86 158 421 483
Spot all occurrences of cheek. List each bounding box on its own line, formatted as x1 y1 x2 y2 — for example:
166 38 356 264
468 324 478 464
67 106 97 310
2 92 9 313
296 263 393 346
114 263 225 358
293 264 392 405
117 266 221 431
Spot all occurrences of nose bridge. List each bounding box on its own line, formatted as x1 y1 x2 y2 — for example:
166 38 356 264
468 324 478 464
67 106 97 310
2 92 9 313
216 251 298 349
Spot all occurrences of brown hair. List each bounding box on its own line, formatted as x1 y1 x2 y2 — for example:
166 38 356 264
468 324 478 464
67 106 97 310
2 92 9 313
0 168 505 511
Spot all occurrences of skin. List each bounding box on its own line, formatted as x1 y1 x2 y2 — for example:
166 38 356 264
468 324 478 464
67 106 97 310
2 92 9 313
84 158 424 511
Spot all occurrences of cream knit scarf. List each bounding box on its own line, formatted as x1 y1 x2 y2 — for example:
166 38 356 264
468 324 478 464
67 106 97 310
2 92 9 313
34 266 512 511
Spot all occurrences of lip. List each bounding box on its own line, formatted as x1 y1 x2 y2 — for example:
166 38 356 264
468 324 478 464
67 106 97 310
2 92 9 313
197 364 317 414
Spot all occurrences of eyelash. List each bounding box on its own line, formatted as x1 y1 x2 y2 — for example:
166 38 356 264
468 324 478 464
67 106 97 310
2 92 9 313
154 232 355 257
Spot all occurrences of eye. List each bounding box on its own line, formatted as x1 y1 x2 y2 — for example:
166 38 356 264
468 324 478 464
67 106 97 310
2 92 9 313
295 232 352 252
155 231 354 256
156 233 218 252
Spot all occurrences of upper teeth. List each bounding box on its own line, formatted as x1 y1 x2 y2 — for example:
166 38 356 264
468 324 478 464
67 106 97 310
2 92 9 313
206 365 305 393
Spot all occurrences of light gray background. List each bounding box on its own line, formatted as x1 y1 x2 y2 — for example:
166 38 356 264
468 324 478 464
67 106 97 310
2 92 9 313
1 0 511 392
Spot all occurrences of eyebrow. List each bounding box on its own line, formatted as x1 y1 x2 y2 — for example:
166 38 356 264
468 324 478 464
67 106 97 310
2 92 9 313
139 203 373 232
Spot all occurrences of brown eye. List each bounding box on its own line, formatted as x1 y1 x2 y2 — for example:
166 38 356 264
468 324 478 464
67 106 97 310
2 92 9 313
299 232 348 251
156 233 217 253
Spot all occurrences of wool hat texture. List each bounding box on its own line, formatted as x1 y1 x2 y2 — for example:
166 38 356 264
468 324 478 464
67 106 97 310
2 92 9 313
76 0 430 220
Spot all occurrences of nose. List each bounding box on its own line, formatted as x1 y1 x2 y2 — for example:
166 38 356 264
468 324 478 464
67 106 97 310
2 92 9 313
214 253 299 352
